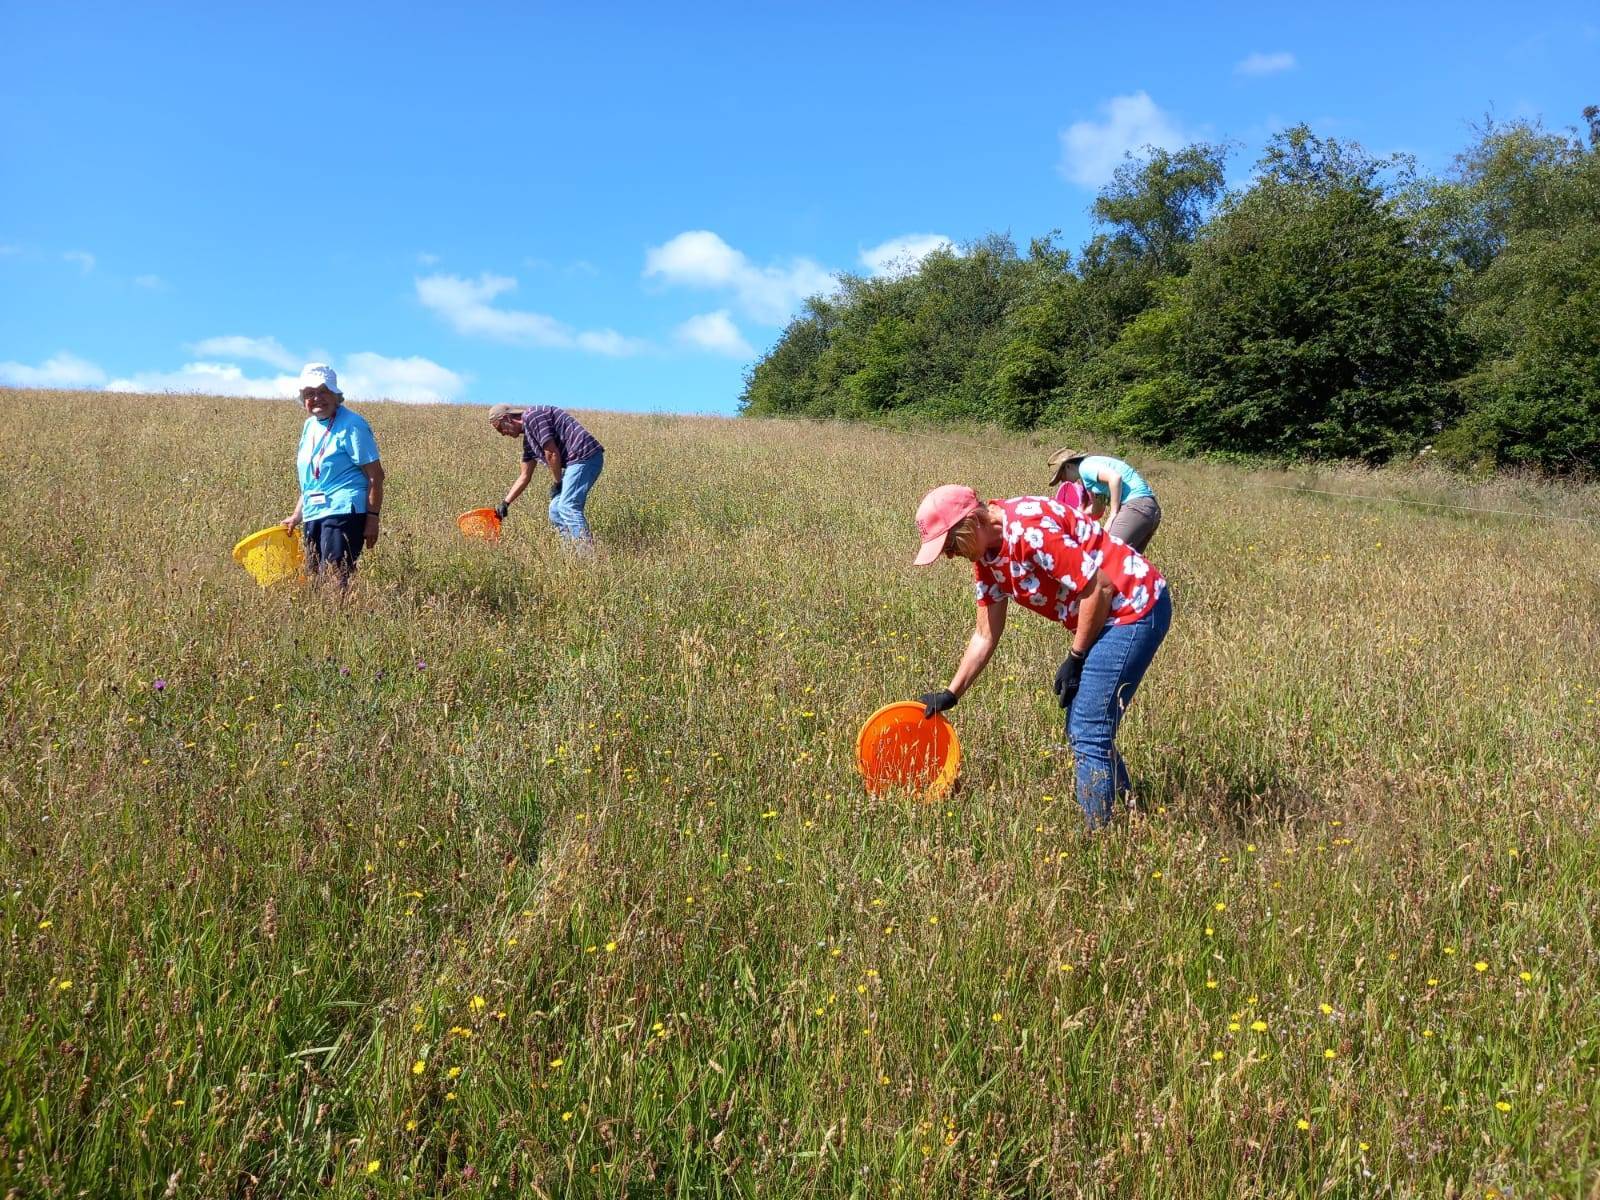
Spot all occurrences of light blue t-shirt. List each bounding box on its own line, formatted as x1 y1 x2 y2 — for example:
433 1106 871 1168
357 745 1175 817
1078 455 1154 504
296 406 380 522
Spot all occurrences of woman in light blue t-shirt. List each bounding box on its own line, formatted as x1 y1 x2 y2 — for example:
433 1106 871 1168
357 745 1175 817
1047 448 1161 551
280 364 384 583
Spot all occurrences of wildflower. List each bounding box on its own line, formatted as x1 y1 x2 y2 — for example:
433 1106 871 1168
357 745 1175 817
1059 963 1074 972
411 1059 426 1075
1474 961 1488 973
1495 1100 1511 1112
153 679 167 692
1211 1050 1224 1061
37 920 51 930
1296 1118 1310 1131
1323 1048 1336 1059
1427 977 1439 986
447 1066 461 1079
56 980 72 991
1358 1141 1369 1152
366 1161 380 1175
1151 870 1162 879
879 1074 891 1085
445 1091 457 1101
405 1119 417 1131
1228 1022 1241 1032
1443 946 1456 956
1519 971 1532 982
448 1026 473 1038
1214 902 1227 912
1319 1003 1333 1015
550 1057 564 1069
172 1099 185 1107
1423 1029 1434 1038
605 941 617 953
469 995 486 1011
1250 1020 1268 1032
991 1012 1004 1023
1205 979 1218 989
561 1111 574 1122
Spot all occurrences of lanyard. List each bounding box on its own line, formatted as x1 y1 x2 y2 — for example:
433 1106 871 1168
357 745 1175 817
309 417 339 480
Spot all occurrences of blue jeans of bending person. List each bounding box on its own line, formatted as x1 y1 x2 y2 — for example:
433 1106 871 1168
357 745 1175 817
549 452 603 543
1066 587 1172 827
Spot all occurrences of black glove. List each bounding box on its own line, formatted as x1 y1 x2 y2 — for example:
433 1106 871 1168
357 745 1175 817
1053 650 1087 709
494 500 510 520
918 689 958 719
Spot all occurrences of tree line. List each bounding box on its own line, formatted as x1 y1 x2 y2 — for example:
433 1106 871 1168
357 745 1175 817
741 111 1600 475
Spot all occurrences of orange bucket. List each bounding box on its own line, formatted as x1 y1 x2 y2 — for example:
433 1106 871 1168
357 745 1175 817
457 508 502 542
855 701 962 800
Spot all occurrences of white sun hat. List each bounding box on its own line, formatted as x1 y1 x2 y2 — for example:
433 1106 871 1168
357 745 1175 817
297 363 342 394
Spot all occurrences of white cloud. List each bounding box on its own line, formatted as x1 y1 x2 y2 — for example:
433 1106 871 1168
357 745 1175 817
63 250 96 274
859 233 956 277
675 310 754 358
132 274 167 290
643 231 834 325
337 352 464 404
415 272 644 355
188 335 300 371
1236 51 1297 76
1058 92 1188 188
0 352 108 388
105 362 298 398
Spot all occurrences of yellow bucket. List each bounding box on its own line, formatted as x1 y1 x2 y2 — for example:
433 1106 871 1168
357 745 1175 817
232 526 305 587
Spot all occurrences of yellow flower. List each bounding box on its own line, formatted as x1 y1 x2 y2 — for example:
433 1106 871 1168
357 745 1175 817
447 1066 461 1079
56 980 72 991
1211 1050 1224 1061
561 1110 574 1122
1495 1100 1511 1112
1519 970 1532 982
879 1074 891 1085
1205 979 1218 989
1474 961 1488 973
405 1119 417 1131
605 941 617 953
549 1057 564 1069
1228 1022 1241 1032
469 995 486 1010
445 1091 457 1101
1427 977 1439 986
1214 902 1227 912
1250 1020 1268 1032
366 1161 380 1175
1358 1141 1369 1152
991 1012 1004 1023
1296 1118 1310 1131
1318 1003 1333 1015
1323 1048 1336 1059
37 920 52 930
1059 963 1074 972
1443 946 1456 956
411 1059 426 1075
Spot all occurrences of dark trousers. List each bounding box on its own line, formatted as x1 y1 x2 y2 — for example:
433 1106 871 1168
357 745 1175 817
303 513 367 581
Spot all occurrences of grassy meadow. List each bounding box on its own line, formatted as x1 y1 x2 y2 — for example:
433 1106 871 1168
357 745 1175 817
2 387 1598 1198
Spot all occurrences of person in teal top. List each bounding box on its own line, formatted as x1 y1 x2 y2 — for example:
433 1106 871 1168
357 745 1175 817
280 364 385 583
1047 449 1162 551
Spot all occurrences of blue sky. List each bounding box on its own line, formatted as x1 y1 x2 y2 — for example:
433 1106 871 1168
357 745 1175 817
2 1 1595 414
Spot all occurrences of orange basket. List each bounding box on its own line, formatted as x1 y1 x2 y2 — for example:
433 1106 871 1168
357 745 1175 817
457 508 503 542
855 701 962 801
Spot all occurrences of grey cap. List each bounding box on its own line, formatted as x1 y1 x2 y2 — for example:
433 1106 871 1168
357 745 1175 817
487 403 521 424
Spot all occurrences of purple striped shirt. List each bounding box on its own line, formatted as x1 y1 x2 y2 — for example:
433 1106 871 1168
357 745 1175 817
520 406 603 466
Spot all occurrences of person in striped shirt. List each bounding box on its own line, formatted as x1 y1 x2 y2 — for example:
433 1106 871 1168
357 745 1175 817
487 404 605 545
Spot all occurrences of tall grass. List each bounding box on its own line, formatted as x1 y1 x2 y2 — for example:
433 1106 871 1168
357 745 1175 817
2 388 1597 1197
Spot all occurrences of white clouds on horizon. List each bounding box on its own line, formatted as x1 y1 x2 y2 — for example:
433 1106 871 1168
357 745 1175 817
675 310 754 358
0 352 109 388
859 233 956 277
188 335 300 371
1236 51 1298 76
3 348 465 403
644 231 834 325
415 272 645 355
62 250 96 274
1058 92 1188 188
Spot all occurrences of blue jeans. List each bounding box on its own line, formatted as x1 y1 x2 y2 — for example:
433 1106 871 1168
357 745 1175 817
549 452 603 543
302 512 366 582
1067 588 1172 827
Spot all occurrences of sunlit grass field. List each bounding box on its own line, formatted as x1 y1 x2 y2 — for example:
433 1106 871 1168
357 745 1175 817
2 388 1598 1198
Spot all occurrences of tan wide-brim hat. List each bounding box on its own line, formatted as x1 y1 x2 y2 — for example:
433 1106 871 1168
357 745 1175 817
1047 447 1087 486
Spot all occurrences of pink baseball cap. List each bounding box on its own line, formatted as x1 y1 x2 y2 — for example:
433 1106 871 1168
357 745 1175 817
913 484 980 566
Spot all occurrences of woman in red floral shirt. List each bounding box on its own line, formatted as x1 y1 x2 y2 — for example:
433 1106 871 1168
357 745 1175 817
912 484 1172 827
